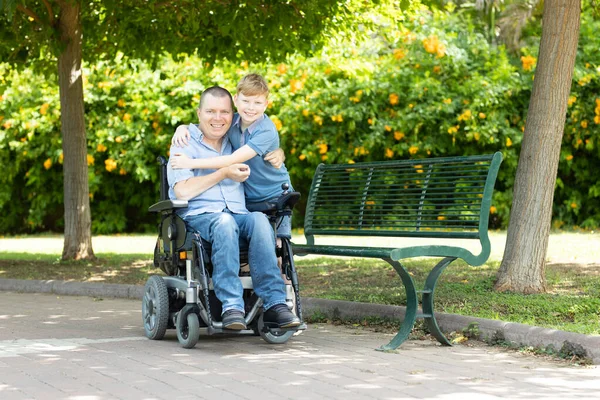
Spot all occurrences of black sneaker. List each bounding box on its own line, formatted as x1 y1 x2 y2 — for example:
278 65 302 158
263 304 301 328
222 309 246 330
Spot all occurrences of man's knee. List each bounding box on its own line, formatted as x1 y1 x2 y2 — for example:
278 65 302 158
211 213 238 239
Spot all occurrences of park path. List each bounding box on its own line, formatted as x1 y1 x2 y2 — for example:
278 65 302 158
1 292 599 400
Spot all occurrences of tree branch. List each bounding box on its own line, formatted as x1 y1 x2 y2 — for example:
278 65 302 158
16 4 43 24
41 0 56 26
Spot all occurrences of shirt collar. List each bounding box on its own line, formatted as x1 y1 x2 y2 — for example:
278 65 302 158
188 123 204 141
233 113 265 135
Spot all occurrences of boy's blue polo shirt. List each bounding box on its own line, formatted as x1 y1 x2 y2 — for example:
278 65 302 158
228 113 292 202
166 124 247 219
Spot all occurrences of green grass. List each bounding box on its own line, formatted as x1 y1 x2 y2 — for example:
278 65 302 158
294 257 600 335
1 244 599 336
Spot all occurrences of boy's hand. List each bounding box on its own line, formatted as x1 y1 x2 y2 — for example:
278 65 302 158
225 164 251 182
171 125 191 147
264 148 285 169
171 153 193 169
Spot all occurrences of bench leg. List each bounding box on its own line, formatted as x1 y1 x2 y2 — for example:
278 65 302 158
422 257 457 346
377 258 419 351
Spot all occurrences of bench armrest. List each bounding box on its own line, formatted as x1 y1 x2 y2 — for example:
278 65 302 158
148 199 188 213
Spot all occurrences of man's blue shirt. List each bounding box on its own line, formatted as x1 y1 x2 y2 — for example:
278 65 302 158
228 113 292 202
167 123 247 219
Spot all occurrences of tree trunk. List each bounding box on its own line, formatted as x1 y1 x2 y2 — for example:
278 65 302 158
495 0 580 293
58 2 95 260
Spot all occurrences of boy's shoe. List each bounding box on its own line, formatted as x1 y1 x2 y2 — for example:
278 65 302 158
222 310 246 330
263 304 301 328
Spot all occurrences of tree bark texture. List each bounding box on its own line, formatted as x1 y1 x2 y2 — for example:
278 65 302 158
58 2 95 260
495 0 580 293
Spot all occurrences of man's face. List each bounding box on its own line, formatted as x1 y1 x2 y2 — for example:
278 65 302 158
234 93 268 126
197 94 233 140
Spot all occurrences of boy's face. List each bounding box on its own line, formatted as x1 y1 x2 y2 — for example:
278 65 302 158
234 93 268 126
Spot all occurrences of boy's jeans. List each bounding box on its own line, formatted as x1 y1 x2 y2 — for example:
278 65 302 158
185 210 287 314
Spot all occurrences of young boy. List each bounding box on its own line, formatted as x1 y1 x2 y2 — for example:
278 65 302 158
170 73 294 238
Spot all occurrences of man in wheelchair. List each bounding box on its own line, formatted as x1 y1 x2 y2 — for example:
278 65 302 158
143 86 303 348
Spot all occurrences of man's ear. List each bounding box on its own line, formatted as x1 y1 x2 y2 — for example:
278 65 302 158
196 108 202 119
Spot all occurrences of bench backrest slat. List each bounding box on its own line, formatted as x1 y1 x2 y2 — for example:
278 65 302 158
304 152 503 243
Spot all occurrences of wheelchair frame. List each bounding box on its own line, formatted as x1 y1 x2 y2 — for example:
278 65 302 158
142 156 306 348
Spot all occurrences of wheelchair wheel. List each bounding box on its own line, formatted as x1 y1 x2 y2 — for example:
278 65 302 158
257 313 294 344
142 275 169 340
176 311 200 349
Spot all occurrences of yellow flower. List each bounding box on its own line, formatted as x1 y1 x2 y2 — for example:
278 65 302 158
290 79 304 93
385 125 392 132
473 132 480 141
271 116 283 131
40 103 50 115
490 206 497 214
299 154 306 161
117 99 126 108
443 98 452 104
448 126 458 134
87 154 95 166
506 137 513 147
97 143 107 152
408 146 418 155
105 158 117 172
321 155 328 161
356 90 363 96
313 115 323 126
394 131 405 141
570 202 577 209
59 152 64 164
152 121 160 129
393 48 407 60
385 148 394 158
479 112 486 119
568 96 576 106
457 110 472 122
302 109 310 117
115 136 123 143
433 65 441 74
389 93 399 106
367 118 373 125
43 158 52 170
566 154 573 161
437 215 446 221
331 114 343 123
122 113 131 122
277 63 287 74
581 120 588 129
595 115 600 124
318 143 328 154
119 168 127 175
423 35 446 58
349 96 360 103
521 55 537 71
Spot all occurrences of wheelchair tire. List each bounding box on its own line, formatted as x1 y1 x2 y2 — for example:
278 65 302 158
257 313 294 344
142 275 169 340
176 312 200 349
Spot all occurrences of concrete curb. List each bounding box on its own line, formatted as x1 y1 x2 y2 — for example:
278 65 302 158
2 278 598 364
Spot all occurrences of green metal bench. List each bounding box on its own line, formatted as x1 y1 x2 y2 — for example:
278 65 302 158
293 152 503 350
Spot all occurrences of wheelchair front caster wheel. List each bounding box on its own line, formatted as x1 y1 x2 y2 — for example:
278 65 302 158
142 275 169 340
257 313 294 344
176 311 200 349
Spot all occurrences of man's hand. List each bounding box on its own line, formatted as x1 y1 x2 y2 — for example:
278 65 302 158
224 164 251 183
264 148 285 169
171 125 191 147
171 153 193 169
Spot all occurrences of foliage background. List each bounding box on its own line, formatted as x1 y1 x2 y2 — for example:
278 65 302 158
1 5 600 234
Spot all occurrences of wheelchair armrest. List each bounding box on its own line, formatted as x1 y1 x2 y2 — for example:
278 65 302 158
148 199 189 213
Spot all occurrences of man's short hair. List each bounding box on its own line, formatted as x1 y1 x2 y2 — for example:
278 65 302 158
237 73 269 97
198 86 234 109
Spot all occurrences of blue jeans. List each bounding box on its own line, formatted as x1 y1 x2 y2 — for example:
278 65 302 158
185 210 287 314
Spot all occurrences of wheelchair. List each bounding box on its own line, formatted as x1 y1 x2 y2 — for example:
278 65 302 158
142 156 306 348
